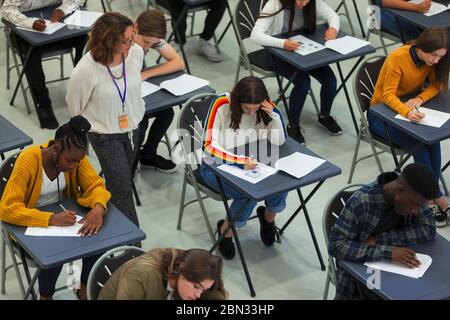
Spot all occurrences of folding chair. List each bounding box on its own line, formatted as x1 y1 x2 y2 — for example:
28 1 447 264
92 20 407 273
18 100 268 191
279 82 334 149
176 93 221 247
322 184 364 300
348 55 408 183
87 245 146 300
234 0 319 116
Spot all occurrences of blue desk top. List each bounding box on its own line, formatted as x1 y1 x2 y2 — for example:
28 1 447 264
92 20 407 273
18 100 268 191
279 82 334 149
386 0 450 30
183 0 214 5
340 234 450 300
144 71 215 114
1 199 146 269
264 24 376 71
3 6 92 47
0 115 33 154
370 90 450 145
203 137 341 201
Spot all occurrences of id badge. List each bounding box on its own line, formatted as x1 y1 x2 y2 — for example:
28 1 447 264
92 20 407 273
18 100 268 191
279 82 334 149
118 113 129 129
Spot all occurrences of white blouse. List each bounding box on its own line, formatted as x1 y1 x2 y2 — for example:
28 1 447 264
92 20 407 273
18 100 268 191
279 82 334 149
35 170 66 208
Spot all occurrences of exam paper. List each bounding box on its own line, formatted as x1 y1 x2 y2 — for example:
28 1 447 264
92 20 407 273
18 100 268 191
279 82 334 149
141 81 161 97
17 20 65 35
408 0 450 16
394 107 450 128
64 10 103 28
274 152 326 179
160 74 209 96
290 34 326 56
364 253 432 279
217 162 278 184
324 36 371 55
25 215 83 237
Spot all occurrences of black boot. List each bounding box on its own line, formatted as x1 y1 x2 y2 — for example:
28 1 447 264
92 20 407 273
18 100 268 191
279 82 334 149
286 124 305 144
257 206 277 247
217 219 235 259
36 105 59 129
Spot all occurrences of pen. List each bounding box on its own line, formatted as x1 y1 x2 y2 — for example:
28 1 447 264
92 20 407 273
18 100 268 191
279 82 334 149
59 203 67 211
40 13 44 20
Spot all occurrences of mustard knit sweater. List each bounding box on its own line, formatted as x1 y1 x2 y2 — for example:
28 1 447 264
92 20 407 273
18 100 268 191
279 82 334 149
370 44 440 117
0 141 111 227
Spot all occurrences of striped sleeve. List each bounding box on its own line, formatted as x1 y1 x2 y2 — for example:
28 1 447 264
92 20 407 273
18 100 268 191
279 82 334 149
202 94 248 165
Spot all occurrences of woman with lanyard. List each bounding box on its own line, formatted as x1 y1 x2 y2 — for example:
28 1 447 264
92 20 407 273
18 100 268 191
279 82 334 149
67 12 145 229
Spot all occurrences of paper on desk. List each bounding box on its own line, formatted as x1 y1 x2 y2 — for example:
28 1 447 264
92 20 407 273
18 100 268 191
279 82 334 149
364 253 432 279
290 34 326 56
64 10 103 28
408 0 450 16
274 152 326 179
25 215 83 237
159 74 209 96
141 81 161 97
17 20 65 35
217 162 278 184
394 107 450 128
324 36 371 55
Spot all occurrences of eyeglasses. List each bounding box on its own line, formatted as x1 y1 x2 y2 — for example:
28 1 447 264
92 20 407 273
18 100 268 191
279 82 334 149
118 34 134 46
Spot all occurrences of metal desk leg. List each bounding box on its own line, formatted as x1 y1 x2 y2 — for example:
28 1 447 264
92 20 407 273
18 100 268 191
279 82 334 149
211 175 256 297
3 229 26 298
394 16 406 43
18 247 37 300
336 62 359 134
352 0 366 38
10 45 33 106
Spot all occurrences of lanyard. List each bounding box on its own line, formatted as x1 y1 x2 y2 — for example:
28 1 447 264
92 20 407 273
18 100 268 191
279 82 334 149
107 54 127 112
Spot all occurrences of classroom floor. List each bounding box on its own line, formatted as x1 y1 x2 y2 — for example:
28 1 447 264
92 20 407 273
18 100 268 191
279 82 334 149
1 0 450 300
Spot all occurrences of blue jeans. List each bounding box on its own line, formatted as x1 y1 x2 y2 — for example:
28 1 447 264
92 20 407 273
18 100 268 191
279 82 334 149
267 54 337 127
367 110 443 196
200 164 288 228
374 0 421 41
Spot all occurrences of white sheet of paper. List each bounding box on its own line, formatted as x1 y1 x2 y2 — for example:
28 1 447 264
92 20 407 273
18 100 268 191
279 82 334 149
25 215 83 237
159 74 209 96
217 162 278 184
324 36 371 55
290 34 326 56
64 10 103 27
141 81 161 97
17 20 65 35
408 0 449 16
274 152 326 179
364 253 432 279
394 107 450 128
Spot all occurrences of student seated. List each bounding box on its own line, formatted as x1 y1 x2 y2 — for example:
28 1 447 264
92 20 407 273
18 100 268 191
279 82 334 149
98 248 227 300
328 163 438 300
0 116 111 300
133 9 185 173
250 0 342 144
200 76 288 259
373 0 426 41
369 27 450 226
2 0 88 129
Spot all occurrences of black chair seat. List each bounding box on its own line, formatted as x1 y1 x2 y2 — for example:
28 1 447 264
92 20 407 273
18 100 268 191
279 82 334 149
248 49 272 72
370 131 404 150
192 168 230 200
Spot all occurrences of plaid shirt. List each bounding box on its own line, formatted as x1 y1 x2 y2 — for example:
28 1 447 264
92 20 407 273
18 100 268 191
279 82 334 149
328 172 436 299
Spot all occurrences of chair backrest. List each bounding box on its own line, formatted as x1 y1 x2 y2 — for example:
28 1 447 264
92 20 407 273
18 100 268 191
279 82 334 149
0 152 20 200
177 93 217 170
234 0 268 41
87 246 146 300
353 55 386 115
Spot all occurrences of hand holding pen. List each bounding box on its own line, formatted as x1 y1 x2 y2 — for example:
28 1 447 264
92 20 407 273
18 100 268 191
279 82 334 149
48 203 76 226
32 13 47 31
405 97 425 122
284 39 300 51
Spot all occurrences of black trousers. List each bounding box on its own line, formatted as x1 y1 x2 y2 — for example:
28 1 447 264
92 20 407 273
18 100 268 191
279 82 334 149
38 253 102 298
9 32 87 112
162 0 227 44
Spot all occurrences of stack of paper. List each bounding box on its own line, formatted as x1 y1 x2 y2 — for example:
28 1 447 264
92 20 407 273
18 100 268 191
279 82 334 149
274 152 326 179
394 107 450 128
218 162 278 184
25 215 83 237
408 0 450 16
324 36 371 55
364 253 432 279
159 74 209 96
141 81 161 98
291 34 326 56
17 20 65 35
64 10 103 28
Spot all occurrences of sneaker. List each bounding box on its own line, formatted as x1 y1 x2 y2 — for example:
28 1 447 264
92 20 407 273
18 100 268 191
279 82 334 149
196 38 222 62
217 219 235 259
36 105 59 130
286 124 305 145
318 115 342 136
433 205 449 228
256 206 277 247
140 155 177 173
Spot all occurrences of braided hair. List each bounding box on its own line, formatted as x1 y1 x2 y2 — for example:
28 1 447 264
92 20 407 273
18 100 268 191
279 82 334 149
54 116 91 153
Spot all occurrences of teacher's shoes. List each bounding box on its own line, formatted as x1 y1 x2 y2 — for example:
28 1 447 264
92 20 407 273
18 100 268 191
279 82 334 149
286 124 305 145
433 205 449 228
216 219 235 259
140 154 177 173
196 38 222 62
257 206 277 247
36 105 59 130
318 115 342 136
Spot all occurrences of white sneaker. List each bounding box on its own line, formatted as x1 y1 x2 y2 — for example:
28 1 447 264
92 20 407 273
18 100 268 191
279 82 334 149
196 38 222 62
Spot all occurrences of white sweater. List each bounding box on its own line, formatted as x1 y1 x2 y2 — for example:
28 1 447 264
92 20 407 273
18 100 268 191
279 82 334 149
2 0 84 29
66 44 145 134
250 0 340 49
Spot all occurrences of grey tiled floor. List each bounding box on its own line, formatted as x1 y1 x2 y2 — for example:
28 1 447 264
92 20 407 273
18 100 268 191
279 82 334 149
1 0 449 300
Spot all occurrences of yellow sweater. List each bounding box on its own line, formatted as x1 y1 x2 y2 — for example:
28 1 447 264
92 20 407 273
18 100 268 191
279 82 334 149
0 141 111 227
370 44 440 117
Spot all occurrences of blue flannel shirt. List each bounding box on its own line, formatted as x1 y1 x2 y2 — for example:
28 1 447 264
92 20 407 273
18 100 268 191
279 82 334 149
328 172 436 299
